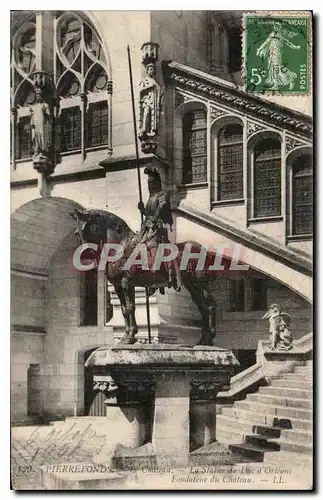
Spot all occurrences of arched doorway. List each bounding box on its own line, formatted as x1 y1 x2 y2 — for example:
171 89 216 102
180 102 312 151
11 197 86 422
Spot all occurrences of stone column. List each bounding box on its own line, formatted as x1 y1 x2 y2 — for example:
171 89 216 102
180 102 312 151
152 371 190 467
189 381 221 449
190 402 216 449
93 374 151 448
35 11 54 73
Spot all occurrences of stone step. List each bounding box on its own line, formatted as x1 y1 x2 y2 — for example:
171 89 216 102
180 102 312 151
228 443 276 462
294 366 313 374
234 400 312 420
245 435 280 451
258 386 312 399
252 424 312 443
270 379 312 390
217 416 312 442
245 434 312 454
281 373 312 382
221 406 312 430
228 437 312 463
216 426 251 444
246 393 312 409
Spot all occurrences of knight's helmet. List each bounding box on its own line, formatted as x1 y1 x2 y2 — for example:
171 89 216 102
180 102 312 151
144 165 162 189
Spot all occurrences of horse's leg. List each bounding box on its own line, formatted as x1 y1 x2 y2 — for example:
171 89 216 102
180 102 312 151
121 276 138 344
182 274 216 346
113 284 130 341
127 284 138 339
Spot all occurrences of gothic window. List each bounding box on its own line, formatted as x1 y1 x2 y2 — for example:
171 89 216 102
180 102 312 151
86 102 108 147
17 116 33 159
60 106 82 152
229 278 245 312
182 110 207 184
218 124 243 200
254 138 281 218
11 12 111 166
11 19 36 162
292 154 313 236
55 12 110 157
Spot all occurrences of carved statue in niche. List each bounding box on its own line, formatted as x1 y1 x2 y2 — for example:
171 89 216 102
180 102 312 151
30 86 53 160
138 63 161 139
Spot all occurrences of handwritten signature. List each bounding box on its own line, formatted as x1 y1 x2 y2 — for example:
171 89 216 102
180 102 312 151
15 422 107 466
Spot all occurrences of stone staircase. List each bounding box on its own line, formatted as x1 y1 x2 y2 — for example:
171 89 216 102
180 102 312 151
216 360 313 463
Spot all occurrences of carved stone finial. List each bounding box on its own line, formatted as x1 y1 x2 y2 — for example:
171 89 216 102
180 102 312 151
138 42 162 154
141 42 159 66
262 303 293 351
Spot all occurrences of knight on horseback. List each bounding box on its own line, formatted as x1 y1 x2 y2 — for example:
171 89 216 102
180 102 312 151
138 165 181 292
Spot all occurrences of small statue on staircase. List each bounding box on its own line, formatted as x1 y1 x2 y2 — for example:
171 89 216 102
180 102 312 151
262 303 293 351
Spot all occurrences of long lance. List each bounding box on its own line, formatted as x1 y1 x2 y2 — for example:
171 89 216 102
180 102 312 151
127 44 152 344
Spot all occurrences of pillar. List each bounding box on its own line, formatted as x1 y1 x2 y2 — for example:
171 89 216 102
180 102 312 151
190 402 216 448
152 371 190 467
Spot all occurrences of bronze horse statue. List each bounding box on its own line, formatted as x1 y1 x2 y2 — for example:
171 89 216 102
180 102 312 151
71 208 219 346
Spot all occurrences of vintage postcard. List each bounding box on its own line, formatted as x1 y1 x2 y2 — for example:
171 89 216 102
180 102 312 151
10 10 313 490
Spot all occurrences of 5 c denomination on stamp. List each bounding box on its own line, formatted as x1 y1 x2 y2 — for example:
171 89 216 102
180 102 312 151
244 13 311 94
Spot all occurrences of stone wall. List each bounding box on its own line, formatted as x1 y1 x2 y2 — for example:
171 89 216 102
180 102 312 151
11 332 44 421
42 232 114 417
11 275 46 328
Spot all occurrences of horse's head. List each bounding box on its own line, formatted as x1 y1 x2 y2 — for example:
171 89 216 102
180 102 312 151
70 208 134 246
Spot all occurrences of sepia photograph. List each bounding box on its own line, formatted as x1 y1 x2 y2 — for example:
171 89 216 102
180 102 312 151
10 9 313 490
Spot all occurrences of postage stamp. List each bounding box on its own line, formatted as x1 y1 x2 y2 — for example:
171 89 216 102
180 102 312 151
244 14 311 94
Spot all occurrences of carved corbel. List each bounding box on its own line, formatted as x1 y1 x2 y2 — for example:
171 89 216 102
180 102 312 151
190 380 224 402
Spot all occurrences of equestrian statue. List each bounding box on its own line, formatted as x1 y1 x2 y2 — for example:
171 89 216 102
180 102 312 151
71 166 221 346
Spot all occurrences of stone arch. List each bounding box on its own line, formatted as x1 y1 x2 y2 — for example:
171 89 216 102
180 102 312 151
173 100 208 186
11 197 85 274
210 114 245 204
246 130 283 221
175 213 312 303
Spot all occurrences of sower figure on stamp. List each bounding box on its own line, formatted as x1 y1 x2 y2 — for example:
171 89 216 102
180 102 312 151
256 22 300 90
138 166 181 292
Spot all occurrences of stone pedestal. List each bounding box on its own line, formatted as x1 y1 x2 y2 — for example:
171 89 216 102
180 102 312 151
256 339 309 381
85 344 239 468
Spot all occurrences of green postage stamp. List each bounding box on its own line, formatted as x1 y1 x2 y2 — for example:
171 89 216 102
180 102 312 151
244 14 311 94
